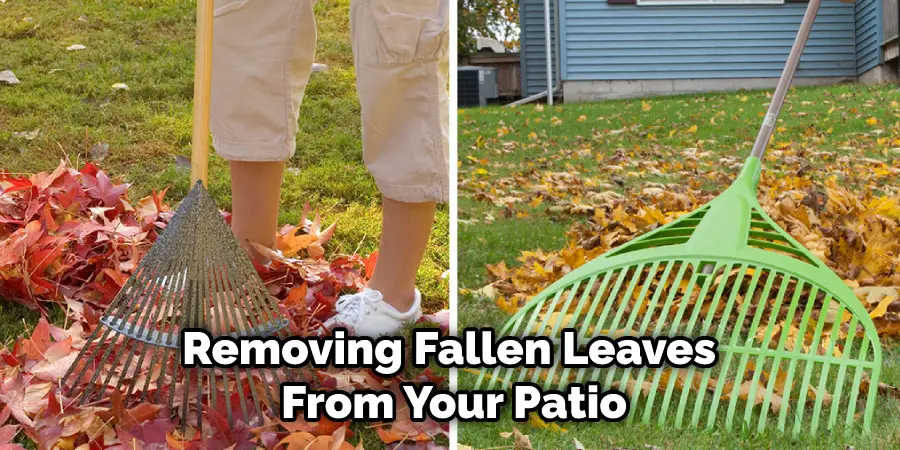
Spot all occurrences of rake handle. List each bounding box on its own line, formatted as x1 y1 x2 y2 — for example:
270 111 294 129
749 0 822 160
190 0 214 187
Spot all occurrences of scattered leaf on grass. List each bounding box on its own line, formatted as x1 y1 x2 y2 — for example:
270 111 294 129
528 413 567 433
11 129 39 140
89 142 109 161
499 427 533 450
0 70 20 85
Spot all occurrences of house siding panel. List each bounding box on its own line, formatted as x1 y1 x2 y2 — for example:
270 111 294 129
855 0 882 73
520 0 558 96
558 0 857 82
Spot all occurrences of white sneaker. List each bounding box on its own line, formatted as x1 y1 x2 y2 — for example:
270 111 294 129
323 288 422 337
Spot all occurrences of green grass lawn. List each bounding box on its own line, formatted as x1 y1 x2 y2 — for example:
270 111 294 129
458 84 900 449
0 0 449 324
1 1 448 447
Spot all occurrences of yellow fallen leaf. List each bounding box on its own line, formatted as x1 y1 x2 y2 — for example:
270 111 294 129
528 413 567 433
278 232 318 257
869 295 895 319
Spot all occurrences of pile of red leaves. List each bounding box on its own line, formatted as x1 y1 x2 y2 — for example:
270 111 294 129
0 162 449 449
0 162 168 315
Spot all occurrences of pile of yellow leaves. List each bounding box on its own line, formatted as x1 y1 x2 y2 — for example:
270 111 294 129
485 172 900 337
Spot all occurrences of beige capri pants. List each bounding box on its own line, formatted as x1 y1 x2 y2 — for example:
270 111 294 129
210 0 449 204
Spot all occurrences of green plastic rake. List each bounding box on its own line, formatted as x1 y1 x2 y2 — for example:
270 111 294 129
475 0 882 435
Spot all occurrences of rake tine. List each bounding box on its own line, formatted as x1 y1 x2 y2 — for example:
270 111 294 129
611 265 663 411
222 276 268 424
733 272 780 427
229 253 287 401
79 269 161 403
153 269 186 404
690 263 738 428
63 259 160 398
670 264 718 428
506 288 562 388
653 265 705 425
485 305 529 390
128 267 181 400
723 268 772 428
625 261 677 424
198 269 217 422
97 260 178 401
809 300 844 433
552 273 599 386
189 267 207 433
226 281 271 421
531 280 581 388
241 291 284 417
584 268 635 386
66 327 114 400
570 271 617 386
639 263 690 424
178 223 198 433
707 267 762 429
530 287 567 338
217 273 253 423
241 289 288 409
777 285 819 432
792 292 831 436
757 277 806 432
601 264 650 391
208 265 235 425
847 334 874 430
827 314 857 430
63 324 107 398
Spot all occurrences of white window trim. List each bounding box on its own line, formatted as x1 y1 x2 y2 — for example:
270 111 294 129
636 0 786 5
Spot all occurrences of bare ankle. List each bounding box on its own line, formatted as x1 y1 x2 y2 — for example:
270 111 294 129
239 239 270 265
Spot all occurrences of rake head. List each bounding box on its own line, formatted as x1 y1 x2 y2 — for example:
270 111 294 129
475 158 882 435
63 182 304 430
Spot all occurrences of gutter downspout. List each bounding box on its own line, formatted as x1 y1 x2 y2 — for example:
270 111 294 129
544 0 554 105
507 0 561 106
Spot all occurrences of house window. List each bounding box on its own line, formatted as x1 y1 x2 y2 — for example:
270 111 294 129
635 0 787 5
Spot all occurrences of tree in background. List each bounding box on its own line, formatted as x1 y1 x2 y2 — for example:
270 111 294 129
458 0 519 57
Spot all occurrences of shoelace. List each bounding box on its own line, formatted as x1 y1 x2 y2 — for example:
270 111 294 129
332 291 380 324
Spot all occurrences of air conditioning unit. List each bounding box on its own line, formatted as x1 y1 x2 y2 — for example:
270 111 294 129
458 66 499 107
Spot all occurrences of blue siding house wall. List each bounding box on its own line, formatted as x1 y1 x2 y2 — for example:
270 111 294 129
856 0 884 72
519 0 889 98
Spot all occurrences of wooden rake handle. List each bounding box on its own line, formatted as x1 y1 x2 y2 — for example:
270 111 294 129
749 0 821 160
190 0 214 187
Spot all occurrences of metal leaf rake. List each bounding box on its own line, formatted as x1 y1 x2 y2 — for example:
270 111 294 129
62 0 305 430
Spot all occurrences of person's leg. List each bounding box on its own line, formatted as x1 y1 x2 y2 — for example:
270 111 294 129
366 198 437 311
210 0 316 262
325 0 447 333
229 161 285 261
